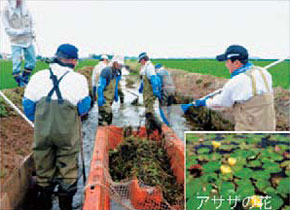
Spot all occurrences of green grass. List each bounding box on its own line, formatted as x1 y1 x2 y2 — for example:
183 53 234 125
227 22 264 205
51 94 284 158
152 59 290 89
0 59 98 90
1 59 289 89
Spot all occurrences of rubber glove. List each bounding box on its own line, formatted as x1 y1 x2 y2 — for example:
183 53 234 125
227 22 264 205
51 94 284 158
150 75 161 99
181 99 206 113
181 104 194 113
114 76 121 102
195 99 206 107
97 77 106 106
138 80 144 93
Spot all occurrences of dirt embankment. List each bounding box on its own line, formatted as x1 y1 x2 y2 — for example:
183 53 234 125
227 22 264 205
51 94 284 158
0 88 34 188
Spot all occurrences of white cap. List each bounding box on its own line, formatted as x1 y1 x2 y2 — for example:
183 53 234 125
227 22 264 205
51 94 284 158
111 55 124 65
100 54 108 60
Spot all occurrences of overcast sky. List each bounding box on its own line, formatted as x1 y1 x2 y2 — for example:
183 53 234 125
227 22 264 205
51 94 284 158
0 0 289 58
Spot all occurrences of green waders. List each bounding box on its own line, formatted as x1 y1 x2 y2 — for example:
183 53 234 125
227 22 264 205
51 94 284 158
98 77 116 126
33 69 81 210
143 76 162 134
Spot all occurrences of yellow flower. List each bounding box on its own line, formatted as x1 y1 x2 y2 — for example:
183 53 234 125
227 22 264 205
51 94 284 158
220 165 232 174
250 195 263 208
228 157 237 166
212 141 221 149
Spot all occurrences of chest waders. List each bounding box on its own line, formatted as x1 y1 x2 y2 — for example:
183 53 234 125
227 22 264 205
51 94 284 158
143 76 162 134
233 67 276 131
98 76 116 126
33 69 81 210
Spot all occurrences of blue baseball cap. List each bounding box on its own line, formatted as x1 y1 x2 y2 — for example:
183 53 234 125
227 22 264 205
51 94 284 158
155 63 162 69
216 45 248 62
138 52 147 62
56 44 79 59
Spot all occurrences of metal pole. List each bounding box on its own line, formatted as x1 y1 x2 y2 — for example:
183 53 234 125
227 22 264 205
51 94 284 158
264 57 290 70
0 90 34 128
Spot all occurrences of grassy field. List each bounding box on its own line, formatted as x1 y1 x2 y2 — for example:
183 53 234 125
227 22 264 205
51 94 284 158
152 59 290 89
0 59 98 90
0 59 289 89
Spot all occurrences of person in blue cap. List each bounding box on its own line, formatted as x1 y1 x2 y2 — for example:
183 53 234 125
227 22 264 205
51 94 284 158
138 52 162 134
23 44 91 210
184 45 275 131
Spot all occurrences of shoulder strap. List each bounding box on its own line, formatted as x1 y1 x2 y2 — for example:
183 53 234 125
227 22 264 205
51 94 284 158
256 67 270 92
245 70 257 96
46 68 69 104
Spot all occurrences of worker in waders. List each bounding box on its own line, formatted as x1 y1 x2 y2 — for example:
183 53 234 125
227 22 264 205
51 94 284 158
97 55 123 125
116 67 125 104
155 63 176 125
155 63 176 106
138 52 162 134
92 54 109 101
2 0 36 87
193 45 276 131
22 44 91 210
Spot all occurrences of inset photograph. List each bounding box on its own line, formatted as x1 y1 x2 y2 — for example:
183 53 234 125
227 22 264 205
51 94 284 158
186 133 289 210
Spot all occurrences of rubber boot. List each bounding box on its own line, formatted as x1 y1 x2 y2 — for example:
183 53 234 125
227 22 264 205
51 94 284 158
145 113 162 135
34 185 55 210
120 96 124 104
98 111 113 126
13 73 25 87
58 183 77 210
58 193 73 210
22 68 33 85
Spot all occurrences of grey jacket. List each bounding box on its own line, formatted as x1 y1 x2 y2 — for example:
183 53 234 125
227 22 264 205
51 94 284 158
2 0 34 47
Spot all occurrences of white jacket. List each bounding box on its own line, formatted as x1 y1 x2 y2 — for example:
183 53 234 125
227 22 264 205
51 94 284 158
207 67 273 108
92 61 108 87
24 63 89 106
140 61 156 79
2 0 34 47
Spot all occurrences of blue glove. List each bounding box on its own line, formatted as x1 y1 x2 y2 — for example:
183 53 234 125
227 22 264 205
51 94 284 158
138 80 144 93
22 97 36 121
97 77 106 106
114 76 121 102
195 99 206 107
181 99 206 113
150 75 161 99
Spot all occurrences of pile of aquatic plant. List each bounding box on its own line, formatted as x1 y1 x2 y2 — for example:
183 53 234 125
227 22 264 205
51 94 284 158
109 137 184 206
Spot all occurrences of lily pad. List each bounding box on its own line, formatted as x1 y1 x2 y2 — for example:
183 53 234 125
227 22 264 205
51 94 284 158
197 147 210 155
265 187 276 195
255 180 271 192
236 184 255 199
263 162 282 173
251 170 271 180
234 168 253 179
186 178 202 198
270 195 284 210
220 182 236 197
203 161 221 173
277 178 290 197
249 160 262 167
236 179 252 187
201 173 218 184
